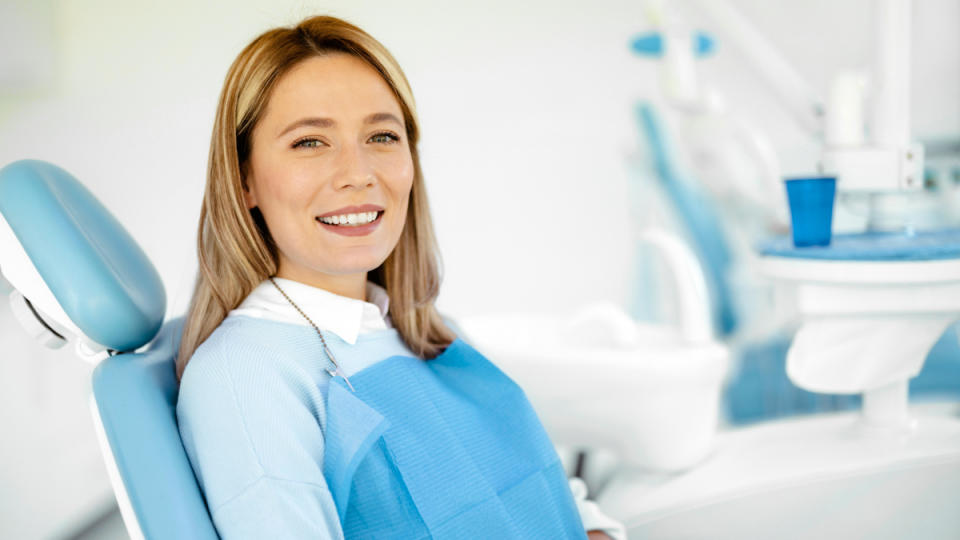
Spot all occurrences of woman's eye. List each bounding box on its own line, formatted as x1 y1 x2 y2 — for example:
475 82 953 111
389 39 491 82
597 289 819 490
369 132 400 144
292 138 325 149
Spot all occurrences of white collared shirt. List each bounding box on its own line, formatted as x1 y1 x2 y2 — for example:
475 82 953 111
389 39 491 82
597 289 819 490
229 278 391 344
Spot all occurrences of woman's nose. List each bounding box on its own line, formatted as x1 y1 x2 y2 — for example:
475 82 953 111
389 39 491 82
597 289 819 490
333 142 376 191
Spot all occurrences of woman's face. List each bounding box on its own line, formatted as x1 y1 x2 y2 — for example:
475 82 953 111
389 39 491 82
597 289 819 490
244 53 414 294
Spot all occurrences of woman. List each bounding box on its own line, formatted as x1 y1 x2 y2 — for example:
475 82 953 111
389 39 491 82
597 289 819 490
175 15 623 539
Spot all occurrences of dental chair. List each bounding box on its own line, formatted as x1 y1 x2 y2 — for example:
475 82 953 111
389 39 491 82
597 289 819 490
0 160 217 539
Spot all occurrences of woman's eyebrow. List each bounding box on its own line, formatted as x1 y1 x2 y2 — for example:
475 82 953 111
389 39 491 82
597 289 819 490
276 112 402 138
277 117 334 138
364 112 403 127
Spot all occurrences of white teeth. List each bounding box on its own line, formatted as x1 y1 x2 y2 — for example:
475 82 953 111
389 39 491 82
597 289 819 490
318 211 379 226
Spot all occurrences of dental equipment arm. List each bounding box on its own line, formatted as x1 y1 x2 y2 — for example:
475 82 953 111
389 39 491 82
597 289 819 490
687 0 825 136
690 0 924 199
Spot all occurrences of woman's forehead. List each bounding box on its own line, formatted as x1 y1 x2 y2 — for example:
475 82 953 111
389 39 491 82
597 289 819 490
262 54 403 132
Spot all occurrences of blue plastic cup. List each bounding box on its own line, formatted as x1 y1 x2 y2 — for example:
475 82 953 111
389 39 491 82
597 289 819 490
785 176 836 247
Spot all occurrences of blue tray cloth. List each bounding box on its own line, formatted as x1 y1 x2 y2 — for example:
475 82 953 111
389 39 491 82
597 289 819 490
758 229 960 261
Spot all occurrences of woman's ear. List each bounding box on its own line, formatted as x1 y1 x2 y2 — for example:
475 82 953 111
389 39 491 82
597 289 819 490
244 184 258 209
242 166 258 209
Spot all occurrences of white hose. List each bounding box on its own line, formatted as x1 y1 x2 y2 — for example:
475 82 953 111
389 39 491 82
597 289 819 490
637 228 714 343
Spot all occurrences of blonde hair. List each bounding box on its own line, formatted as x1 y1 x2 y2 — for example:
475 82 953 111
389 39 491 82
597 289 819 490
176 15 455 380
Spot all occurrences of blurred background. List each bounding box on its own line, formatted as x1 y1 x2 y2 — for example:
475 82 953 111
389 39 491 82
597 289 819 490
0 0 957 538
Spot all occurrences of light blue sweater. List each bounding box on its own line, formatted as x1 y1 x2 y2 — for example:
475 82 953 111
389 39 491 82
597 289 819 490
176 315 418 539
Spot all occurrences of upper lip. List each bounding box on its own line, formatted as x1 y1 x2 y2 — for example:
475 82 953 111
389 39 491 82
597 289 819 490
317 204 385 218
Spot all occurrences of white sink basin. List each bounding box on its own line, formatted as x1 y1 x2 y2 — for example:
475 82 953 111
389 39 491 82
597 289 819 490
458 311 729 471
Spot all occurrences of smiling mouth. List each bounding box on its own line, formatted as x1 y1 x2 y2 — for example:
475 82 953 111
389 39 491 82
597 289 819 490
316 211 384 226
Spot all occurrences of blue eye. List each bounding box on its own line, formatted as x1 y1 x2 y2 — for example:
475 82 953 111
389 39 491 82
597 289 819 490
293 138 325 149
370 132 400 144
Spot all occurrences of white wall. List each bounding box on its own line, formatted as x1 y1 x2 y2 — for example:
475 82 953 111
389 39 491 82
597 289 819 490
0 0 957 538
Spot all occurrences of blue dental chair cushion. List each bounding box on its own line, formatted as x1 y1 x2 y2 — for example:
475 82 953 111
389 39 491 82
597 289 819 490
93 318 218 539
0 159 165 351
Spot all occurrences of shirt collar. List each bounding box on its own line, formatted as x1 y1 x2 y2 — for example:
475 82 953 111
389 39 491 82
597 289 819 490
229 278 391 345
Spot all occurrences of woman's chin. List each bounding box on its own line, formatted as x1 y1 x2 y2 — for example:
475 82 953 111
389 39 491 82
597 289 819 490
322 255 390 276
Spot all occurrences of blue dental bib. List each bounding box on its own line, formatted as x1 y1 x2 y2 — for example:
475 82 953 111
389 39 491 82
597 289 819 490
323 338 586 539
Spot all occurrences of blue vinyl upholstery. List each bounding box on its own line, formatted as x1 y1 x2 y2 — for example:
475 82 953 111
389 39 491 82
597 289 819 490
0 160 165 351
92 318 217 539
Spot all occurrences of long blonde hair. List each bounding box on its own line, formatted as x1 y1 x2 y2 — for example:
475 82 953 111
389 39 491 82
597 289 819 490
176 15 455 380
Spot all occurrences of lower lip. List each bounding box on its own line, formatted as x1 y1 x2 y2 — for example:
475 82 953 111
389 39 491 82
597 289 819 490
316 212 384 237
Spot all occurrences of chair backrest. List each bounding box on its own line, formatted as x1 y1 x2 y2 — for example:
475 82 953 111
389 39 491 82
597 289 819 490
0 160 217 539
633 103 738 336
92 317 218 540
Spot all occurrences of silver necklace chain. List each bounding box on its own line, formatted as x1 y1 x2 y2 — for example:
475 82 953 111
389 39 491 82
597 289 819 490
269 276 355 391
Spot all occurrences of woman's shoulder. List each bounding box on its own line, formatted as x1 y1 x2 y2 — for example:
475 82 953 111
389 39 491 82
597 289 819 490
179 316 317 394
185 317 265 369
178 316 330 425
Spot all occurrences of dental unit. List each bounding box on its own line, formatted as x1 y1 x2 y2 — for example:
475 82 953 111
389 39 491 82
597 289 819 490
467 1 960 538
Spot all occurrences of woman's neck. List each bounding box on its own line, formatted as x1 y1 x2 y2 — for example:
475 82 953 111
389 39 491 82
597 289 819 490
275 267 368 301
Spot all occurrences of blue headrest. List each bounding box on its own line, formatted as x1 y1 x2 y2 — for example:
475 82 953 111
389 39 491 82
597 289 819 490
0 160 166 351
